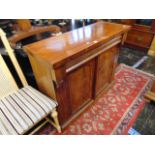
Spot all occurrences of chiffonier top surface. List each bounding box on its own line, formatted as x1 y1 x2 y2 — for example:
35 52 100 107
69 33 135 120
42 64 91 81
24 21 130 68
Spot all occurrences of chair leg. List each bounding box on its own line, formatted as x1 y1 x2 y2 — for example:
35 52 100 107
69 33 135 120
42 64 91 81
51 109 61 133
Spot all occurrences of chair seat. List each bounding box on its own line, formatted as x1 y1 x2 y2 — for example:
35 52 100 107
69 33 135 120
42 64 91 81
0 85 57 135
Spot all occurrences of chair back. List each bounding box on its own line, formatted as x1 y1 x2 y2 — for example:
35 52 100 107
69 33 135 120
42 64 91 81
0 53 18 98
0 28 28 97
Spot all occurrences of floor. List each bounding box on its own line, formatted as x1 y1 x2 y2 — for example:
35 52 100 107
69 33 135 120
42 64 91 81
138 56 155 75
118 47 155 135
118 47 146 66
119 47 155 75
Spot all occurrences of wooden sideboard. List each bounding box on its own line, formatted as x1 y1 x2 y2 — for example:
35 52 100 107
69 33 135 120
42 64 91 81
24 21 130 126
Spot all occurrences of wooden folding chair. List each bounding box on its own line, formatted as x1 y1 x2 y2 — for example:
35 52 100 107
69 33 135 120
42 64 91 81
0 28 61 135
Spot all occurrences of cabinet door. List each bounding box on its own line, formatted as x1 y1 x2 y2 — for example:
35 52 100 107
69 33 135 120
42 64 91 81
95 46 119 95
67 59 95 114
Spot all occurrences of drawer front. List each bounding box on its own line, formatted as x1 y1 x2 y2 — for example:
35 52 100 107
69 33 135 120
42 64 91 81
66 36 122 73
126 30 153 48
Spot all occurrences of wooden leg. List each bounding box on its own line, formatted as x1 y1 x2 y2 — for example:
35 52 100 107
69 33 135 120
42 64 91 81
145 91 155 102
51 109 61 133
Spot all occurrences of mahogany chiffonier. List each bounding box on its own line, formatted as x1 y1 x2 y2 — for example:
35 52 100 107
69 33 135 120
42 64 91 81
24 21 130 127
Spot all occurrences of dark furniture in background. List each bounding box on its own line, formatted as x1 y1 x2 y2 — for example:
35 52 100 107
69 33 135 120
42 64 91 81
118 19 155 52
0 20 15 47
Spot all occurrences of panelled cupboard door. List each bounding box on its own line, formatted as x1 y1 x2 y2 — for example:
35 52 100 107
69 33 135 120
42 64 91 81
95 46 119 95
67 59 95 114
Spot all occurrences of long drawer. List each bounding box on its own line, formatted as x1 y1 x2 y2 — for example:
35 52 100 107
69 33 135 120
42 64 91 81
66 36 122 73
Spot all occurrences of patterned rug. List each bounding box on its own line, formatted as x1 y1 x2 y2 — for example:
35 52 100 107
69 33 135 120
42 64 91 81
38 64 155 135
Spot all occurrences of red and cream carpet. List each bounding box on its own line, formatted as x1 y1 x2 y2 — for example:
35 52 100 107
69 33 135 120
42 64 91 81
38 64 155 135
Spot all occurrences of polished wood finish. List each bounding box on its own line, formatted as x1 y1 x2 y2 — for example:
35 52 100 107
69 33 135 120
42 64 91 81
24 21 130 125
126 29 154 49
95 46 119 95
16 19 32 31
151 81 155 93
120 20 155 51
9 25 61 47
24 21 130 68
67 59 95 114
